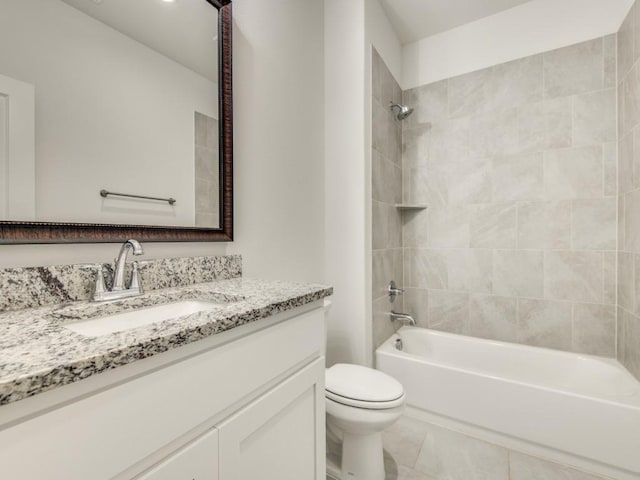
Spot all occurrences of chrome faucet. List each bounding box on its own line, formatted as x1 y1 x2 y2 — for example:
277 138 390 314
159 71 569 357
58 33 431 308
92 239 144 302
390 311 416 326
112 239 144 291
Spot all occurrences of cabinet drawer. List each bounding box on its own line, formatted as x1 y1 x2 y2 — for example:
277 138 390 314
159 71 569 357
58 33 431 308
137 428 218 480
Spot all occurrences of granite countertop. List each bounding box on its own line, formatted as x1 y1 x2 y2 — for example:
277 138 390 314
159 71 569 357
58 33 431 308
0 278 332 406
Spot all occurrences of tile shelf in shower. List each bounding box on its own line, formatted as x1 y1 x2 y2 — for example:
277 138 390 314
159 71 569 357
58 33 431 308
395 204 427 211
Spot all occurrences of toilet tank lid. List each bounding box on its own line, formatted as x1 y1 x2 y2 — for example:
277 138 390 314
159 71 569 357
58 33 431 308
326 364 404 402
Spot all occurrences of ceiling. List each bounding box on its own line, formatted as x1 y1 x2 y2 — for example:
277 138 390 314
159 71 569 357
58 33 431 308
378 0 535 44
61 0 218 81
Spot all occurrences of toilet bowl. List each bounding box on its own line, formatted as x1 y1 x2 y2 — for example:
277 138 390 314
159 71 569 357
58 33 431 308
325 363 405 480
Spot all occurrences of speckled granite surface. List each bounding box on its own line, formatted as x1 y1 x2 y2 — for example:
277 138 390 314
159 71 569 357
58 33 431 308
0 255 242 312
0 278 332 406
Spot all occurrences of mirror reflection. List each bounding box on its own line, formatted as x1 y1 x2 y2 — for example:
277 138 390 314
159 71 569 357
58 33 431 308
0 0 221 228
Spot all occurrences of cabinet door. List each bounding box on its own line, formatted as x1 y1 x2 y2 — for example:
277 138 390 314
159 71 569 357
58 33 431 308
218 358 325 480
137 428 218 480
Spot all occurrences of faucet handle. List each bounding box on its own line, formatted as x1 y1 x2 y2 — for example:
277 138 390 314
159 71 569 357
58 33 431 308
388 280 405 302
92 264 107 301
129 261 143 293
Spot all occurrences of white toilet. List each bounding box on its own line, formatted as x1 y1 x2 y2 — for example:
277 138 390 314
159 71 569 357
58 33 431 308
325 363 405 480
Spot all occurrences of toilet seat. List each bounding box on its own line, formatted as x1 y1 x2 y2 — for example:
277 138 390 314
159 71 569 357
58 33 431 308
325 364 405 410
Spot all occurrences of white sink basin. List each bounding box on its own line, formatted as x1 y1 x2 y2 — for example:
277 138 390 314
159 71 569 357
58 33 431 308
64 300 223 337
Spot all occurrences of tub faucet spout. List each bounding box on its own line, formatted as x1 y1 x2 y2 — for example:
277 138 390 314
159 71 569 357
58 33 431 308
390 311 416 326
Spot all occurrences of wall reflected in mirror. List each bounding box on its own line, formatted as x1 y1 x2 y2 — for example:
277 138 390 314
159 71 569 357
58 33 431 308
0 0 220 228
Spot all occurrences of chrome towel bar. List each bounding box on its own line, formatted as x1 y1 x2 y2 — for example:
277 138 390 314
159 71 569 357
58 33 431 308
100 189 176 205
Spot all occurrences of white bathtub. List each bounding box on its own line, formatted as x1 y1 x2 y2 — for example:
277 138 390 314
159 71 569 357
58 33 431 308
376 327 640 477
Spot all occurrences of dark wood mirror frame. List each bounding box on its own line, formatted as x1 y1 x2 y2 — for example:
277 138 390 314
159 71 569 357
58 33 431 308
0 0 233 244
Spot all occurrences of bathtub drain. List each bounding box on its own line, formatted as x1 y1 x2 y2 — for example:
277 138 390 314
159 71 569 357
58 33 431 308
395 338 403 351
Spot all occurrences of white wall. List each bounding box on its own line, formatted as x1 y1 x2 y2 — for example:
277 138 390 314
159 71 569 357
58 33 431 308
325 0 367 366
0 0 325 287
228 0 325 283
324 0 403 367
0 0 217 226
403 0 633 89
366 0 403 85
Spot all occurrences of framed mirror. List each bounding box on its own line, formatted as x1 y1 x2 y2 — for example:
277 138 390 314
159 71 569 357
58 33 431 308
0 0 233 243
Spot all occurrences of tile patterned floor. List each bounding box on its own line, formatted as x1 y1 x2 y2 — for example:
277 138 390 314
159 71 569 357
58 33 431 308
328 414 610 480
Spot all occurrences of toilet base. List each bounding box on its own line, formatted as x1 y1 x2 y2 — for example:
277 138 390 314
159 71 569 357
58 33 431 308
326 430 385 480
342 431 385 480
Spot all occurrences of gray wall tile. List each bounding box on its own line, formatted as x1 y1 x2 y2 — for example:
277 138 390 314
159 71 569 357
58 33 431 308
448 68 493 118
633 127 640 189
427 206 469 248
427 290 469 332
398 36 617 356
470 204 517 248
447 156 492 205
603 141 617 196
494 250 543 298
404 166 435 205
404 80 448 128
403 288 429 328
373 248 403 300
619 194 626 250
618 132 634 193
634 2 640 68
373 149 402 204
624 189 640 253
517 298 572 350
468 294 518 342
572 88 616 145
621 63 640 136
572 304 616 356
373 200 403 250
619 6 635 81
491 55 543 110
518 97 572 152
491 153 544 202
544 251 604 303
447 249 493 294
518 201 571 249
371 49 404 357
403 210 429 248
403 125 430 169
468 108 518 157
405 248 448 290
544 146 603 200
604 34 617 89
604 251 617 305
544 38 603 98
619 308 640 378
618 251 634 312
373 295 396 350
571 198 616 250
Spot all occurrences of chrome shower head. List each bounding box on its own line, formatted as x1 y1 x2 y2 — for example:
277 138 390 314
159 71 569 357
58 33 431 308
390 102 414 120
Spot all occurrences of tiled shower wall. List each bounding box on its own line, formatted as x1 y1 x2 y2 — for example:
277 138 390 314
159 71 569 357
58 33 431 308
617 3 640 379
372 49 404 350
194 112 220 228
400 36 618 356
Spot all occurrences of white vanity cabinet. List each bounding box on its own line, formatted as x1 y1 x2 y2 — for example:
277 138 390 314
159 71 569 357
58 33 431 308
217 358 324 480
137 428 219 480
0 304 326 480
